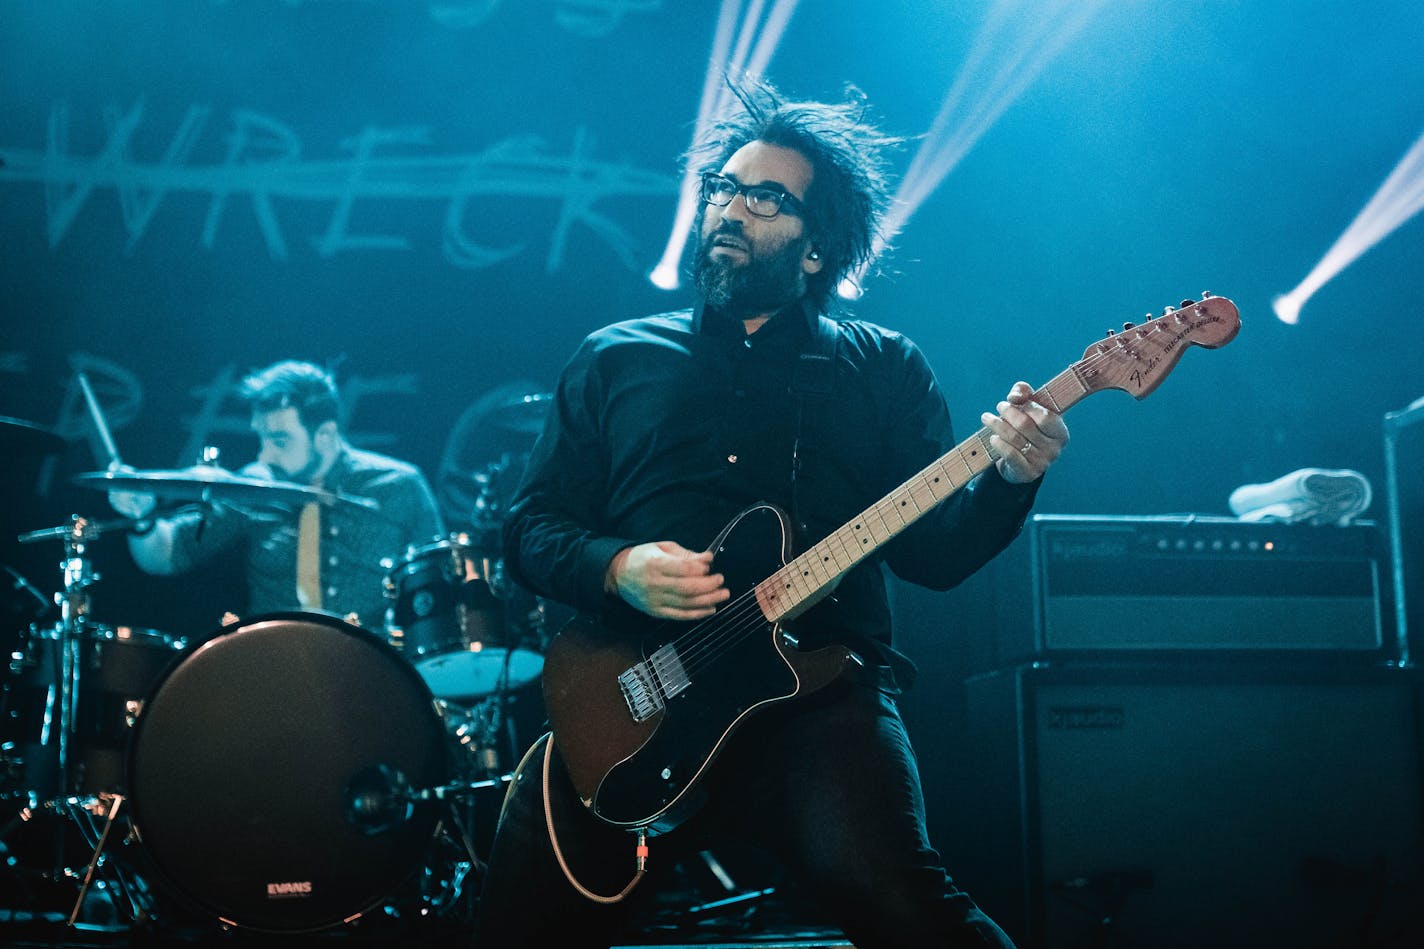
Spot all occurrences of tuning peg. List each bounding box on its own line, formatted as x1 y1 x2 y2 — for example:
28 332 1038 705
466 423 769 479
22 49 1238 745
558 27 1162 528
1179 299 1194 309
1105 328 1116 337
1201 290 1213 298
1123 321 1135 330
1161 305 1176 316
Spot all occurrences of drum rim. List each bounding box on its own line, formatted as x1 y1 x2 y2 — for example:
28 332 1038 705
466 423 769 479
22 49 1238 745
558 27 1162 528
394 532 501 561
20 621 187 648
384 535 483 587
123 609 448 933
87 623 189 649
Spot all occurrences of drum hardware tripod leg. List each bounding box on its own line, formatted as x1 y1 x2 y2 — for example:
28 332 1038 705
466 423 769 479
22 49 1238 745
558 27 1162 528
66 794 121 927
9 518 99 893
440 797 485 879
410 774 514 918
54 523 93 810
17 516 103 808
63 793 152 929
422 800 482 919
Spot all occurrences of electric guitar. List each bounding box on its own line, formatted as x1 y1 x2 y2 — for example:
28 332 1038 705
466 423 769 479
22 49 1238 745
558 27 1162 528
541 293 1241 833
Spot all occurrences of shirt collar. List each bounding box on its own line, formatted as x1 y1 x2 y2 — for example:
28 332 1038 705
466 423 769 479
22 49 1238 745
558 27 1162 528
692 296 819 340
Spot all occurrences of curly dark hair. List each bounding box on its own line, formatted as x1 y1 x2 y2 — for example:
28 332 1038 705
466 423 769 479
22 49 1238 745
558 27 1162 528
241 360 341 431
687 75 904 312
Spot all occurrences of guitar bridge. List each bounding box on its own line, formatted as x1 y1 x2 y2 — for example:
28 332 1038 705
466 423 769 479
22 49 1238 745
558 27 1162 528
619 662 664 722
618 644 689 723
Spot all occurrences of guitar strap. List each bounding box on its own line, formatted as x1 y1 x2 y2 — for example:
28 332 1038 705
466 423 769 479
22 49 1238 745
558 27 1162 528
789 315 908 697
788 313 838 539
791 313 838 398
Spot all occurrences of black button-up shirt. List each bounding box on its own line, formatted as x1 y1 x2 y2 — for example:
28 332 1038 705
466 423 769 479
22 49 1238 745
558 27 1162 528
503 300 1038 689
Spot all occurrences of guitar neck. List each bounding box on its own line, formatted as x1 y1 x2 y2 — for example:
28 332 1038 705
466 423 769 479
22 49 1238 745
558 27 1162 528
755 368 1087 623
752 293 1241 624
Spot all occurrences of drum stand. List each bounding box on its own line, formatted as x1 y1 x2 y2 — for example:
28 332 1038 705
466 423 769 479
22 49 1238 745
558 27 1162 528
413 773 511 919
6 516 152 931
420 696 518 920
338 761 511 927
63 793 154 927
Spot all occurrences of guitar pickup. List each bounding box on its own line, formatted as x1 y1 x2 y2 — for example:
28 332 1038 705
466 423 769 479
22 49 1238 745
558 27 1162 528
618 644 690 723
649 643 689 698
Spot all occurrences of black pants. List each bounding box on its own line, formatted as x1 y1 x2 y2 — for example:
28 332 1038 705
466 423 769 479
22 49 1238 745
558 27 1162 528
470 681 1015 949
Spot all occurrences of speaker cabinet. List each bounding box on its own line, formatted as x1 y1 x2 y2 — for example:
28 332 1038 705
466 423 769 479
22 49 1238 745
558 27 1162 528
957 663 1424 949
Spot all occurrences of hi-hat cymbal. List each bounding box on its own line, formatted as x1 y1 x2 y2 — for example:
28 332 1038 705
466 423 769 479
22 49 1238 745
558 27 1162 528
489 392 552 434
72 467 380 512
0 415 66 457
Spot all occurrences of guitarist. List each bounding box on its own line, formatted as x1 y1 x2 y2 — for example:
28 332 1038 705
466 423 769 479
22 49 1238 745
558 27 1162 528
473 77 1068 949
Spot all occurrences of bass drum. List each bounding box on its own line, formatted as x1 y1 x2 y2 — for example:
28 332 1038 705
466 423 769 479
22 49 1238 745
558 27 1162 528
125 612 449 934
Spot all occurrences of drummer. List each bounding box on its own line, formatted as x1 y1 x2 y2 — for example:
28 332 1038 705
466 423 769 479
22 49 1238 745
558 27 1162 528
108 360 445 629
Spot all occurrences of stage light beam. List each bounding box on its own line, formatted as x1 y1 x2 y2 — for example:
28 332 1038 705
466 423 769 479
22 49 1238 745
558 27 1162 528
840 0 1108 299
1274 129 1424 324
649 0 798 291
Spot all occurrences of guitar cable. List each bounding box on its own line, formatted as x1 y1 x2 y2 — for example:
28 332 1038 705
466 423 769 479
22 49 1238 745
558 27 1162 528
536 731 648 903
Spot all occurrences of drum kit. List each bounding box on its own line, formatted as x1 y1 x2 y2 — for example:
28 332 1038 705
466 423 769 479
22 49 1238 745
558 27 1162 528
0 392 560 941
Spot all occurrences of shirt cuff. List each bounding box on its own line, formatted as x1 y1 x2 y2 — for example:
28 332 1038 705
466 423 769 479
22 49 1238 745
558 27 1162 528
973 465 1041 505
578 535 637 612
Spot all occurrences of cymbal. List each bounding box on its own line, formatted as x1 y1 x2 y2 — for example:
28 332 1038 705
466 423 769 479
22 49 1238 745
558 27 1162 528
0 415 66 457
72 467 380 512
489 392 552 434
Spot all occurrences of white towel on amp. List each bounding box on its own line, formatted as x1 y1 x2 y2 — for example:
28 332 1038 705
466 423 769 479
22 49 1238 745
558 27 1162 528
1228 468 1373 526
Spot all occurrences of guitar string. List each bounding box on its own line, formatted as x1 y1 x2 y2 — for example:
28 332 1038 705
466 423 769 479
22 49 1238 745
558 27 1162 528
643 317 1194 688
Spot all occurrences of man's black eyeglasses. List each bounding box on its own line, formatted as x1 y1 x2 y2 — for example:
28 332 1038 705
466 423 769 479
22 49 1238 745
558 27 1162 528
699 173 807 220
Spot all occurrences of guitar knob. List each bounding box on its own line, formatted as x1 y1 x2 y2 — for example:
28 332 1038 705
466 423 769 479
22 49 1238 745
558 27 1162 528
1179 299 1195 309
1105 328 1116 337
1123 321 1135 330
1161 305 1176 316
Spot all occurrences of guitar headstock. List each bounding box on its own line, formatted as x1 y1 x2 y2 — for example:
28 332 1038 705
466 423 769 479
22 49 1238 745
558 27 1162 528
1075 293 1240 400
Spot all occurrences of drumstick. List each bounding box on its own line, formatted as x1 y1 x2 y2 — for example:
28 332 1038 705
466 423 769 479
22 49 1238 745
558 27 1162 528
77 371 121 468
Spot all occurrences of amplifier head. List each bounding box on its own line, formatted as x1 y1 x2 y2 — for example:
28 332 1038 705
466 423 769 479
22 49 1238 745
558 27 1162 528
994 515 1389 663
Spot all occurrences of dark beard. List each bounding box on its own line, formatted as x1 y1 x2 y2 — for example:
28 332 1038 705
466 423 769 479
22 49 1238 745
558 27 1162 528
271 452 323 485
692 228 806 319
